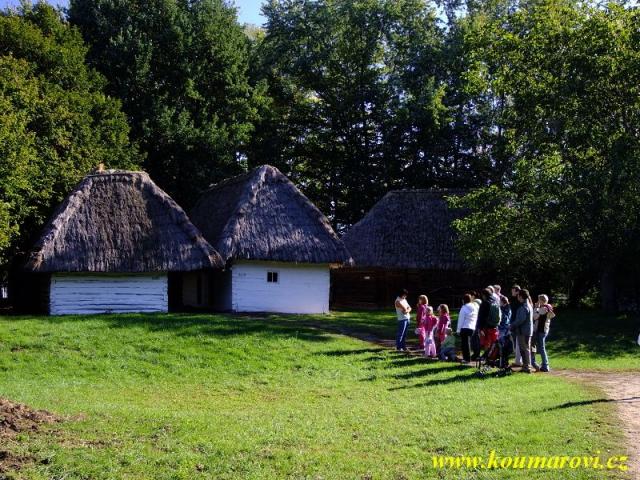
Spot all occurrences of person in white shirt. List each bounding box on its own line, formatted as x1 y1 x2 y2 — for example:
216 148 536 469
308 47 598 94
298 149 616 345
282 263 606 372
457 293 479 364
394 289 412 351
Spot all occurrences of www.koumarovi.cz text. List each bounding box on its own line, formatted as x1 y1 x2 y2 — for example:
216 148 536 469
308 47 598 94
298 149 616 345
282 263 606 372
432 451 628 471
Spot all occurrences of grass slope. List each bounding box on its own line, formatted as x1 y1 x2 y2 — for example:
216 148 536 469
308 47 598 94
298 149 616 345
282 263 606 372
0 312 634 479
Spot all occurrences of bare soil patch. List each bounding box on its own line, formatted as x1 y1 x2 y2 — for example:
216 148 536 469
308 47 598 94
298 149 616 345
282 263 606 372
0 398 61 476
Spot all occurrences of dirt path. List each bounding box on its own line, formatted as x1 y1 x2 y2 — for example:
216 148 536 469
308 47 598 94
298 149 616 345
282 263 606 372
552 370 640 479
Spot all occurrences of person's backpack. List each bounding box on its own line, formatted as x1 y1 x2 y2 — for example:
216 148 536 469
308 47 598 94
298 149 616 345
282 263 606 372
487 303 502 327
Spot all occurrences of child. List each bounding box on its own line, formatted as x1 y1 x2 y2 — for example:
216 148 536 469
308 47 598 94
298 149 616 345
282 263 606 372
498 295 513 367
532 294 554 372
438 328 457 361
498 295 512 342
435 304 451 353
415 295 428 349
423 306 438 358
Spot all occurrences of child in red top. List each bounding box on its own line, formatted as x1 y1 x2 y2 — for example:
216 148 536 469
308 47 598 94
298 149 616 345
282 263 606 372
435 304 451 353
423 306 438 358
415 295 428 348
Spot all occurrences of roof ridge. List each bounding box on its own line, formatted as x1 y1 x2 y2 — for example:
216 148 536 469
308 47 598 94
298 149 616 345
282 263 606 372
214 166 270 260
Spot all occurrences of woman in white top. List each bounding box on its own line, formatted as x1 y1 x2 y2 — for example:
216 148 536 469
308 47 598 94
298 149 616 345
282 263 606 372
457 293 479 363
394 289 412 351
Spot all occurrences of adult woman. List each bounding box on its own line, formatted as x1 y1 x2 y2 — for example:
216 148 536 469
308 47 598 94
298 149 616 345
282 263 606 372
532 294 553 372
469 291 482 360
456 293 479 364
510 285 522 366
510 289 533 373
394 289 412 351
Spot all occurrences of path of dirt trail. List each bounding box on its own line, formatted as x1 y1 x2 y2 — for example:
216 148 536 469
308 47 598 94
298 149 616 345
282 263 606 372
552 371 640 479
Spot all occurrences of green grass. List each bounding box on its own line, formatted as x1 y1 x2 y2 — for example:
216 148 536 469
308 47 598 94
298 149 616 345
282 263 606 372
0 311 635 479
329 308 640 370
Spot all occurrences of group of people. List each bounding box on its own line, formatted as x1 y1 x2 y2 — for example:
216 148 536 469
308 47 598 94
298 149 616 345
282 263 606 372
394 284 555 373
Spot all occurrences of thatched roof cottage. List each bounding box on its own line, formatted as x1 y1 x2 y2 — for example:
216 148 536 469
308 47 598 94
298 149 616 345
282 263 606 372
332 189 482 309
188 165 352 314
26 170 223 315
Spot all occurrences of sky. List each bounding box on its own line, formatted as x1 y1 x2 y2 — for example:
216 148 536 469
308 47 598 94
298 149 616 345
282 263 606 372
0 0 267 25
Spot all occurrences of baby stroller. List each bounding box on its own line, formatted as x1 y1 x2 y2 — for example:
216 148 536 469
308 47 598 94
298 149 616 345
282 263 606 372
475 334 513 378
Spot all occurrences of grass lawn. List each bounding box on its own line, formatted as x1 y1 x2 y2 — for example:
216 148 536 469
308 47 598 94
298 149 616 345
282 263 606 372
0 310 636 479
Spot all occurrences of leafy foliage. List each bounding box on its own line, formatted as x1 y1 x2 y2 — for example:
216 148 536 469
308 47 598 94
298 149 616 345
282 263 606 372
69 0 270 208
249 0 463 228
448 0 640 304
0 3 138 269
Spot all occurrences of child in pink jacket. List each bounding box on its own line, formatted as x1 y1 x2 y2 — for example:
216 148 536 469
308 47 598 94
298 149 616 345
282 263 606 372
435 304 451 354
415 295 428 348
423 306 438 358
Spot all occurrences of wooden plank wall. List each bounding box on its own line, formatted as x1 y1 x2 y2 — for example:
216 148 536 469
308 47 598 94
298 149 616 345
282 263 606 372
331 268 485 310
50 274 168 315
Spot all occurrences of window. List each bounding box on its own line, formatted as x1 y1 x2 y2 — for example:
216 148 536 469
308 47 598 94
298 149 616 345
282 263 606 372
267 271 279 283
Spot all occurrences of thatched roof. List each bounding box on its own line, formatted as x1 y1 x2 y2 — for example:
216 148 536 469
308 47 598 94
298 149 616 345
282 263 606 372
26 171 223 273
190 165 352 265
342 189 466 270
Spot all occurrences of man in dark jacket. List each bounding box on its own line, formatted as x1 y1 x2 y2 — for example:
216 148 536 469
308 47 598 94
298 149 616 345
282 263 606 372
510 285 521 318
476 288 499 356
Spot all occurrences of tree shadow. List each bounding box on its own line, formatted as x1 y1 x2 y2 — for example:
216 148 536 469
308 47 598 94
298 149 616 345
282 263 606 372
548 310 640 359
11 312 336 343
388 369 485 390
390 364 465 380
534 397 640 412
318 348 387 357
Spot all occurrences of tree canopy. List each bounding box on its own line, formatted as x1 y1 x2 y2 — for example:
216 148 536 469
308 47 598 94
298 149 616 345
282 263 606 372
69 0 269 208
448 0 640 307
249 0 462 228
0 3 139 270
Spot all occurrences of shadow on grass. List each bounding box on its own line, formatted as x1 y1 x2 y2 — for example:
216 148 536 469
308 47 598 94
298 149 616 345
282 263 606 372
535 397 640 412
547 310 640 360
319 348 387 357
9 312 337 344
388 369 485 390
391 364 465 380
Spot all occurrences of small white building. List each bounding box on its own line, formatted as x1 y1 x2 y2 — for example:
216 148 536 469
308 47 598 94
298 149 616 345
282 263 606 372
187 165 352 314
26 170 223 315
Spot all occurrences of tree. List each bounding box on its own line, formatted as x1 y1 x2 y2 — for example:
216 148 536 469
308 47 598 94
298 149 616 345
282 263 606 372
69 0 269 208
0 3 139 273
449 0 640 308
249 0 455 229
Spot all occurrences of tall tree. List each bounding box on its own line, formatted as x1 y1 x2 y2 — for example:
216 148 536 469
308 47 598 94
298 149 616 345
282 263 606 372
249 0 456 228
69 0 269 207
449 0 640 308
0 3 138 272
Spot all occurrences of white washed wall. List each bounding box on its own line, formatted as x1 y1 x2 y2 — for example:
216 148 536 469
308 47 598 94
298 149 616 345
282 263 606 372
231 261 330 314
50 274 168 315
